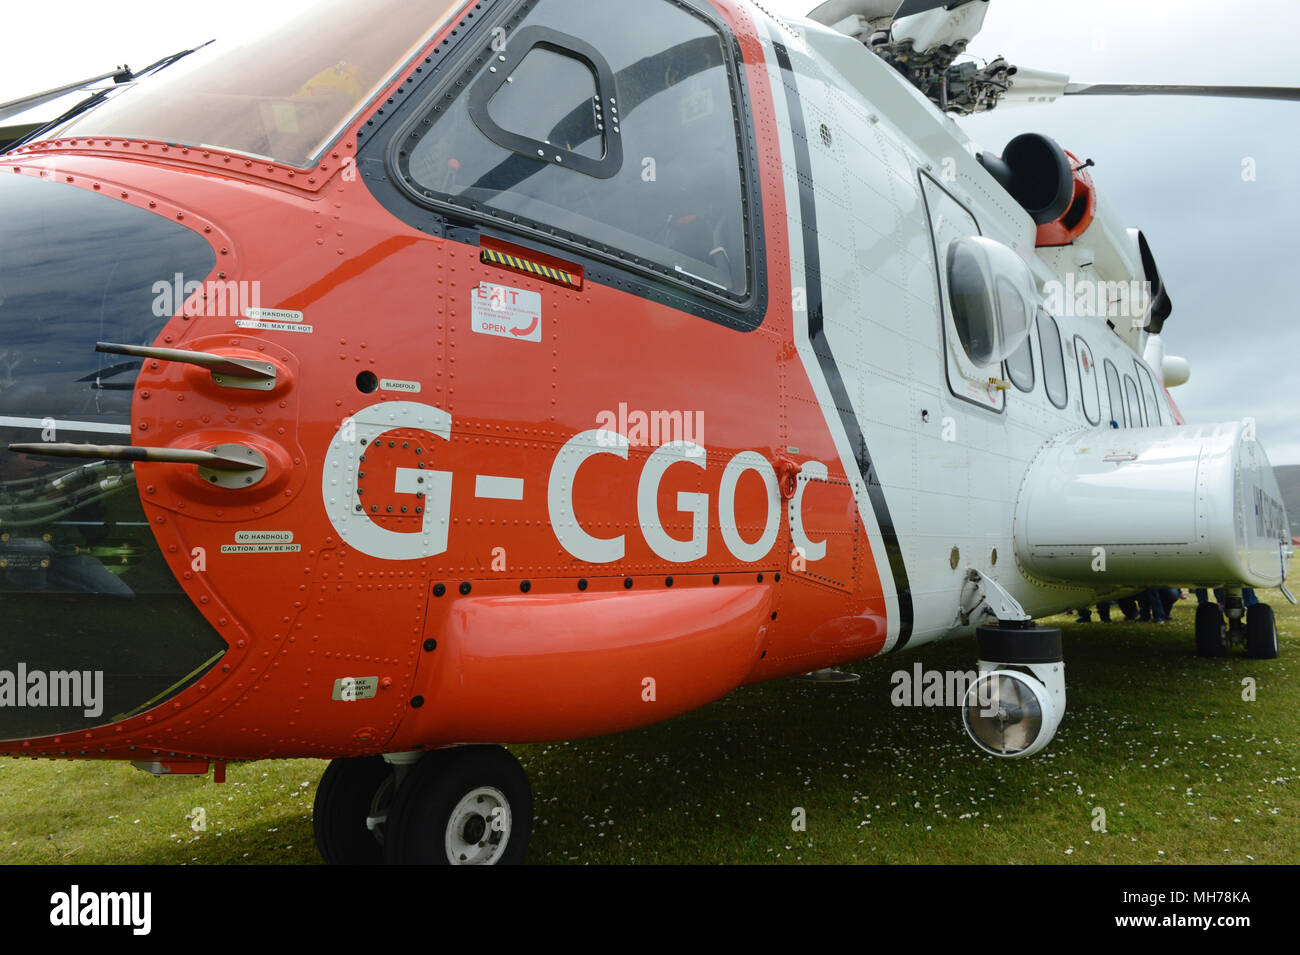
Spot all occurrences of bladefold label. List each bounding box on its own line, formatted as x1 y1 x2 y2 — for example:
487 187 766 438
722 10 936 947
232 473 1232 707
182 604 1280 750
381 378 422 393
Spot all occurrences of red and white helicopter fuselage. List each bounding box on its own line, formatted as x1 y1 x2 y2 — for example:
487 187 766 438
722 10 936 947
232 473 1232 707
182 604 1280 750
0 0 1288 862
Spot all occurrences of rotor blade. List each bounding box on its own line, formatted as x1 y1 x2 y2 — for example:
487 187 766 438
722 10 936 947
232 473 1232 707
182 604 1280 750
895 0 980 18
1065 82 1300 102
807 0 979 28
0 68 130 123
808 0 901 24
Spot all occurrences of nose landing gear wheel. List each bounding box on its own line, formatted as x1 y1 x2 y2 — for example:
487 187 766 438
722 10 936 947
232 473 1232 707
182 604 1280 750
313 755 395 865
383 745 533 865
1194 603 1227 658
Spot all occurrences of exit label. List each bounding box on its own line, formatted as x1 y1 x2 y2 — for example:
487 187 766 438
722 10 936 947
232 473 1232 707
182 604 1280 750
471 282 542 343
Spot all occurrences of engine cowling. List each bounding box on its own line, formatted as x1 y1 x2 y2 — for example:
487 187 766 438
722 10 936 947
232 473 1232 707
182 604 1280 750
1014 421 1292 588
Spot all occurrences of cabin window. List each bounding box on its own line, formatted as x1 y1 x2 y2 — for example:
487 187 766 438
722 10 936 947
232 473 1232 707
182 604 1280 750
945 239 1035 367
1075 336 1100 425
1124 374 1145 426
1103 358 1125 427
1135 361 1164 425
1005 336 1035 393
401 0 751 299
1038 311 1068 409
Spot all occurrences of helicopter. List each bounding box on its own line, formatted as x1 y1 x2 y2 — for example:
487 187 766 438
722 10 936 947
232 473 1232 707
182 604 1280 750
0 0 1294 865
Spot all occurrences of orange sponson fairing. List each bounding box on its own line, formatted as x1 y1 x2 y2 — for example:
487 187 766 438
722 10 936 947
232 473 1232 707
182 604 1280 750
0 0 888 762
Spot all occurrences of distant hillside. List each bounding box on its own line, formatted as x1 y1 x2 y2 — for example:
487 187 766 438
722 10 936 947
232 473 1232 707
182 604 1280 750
1276 465 1300 527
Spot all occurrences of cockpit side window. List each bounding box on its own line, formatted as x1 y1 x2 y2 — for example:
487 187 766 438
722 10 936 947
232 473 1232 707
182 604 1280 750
400 0 752 302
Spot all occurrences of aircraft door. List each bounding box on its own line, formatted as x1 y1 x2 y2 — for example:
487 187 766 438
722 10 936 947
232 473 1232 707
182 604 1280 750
920 176 1036 414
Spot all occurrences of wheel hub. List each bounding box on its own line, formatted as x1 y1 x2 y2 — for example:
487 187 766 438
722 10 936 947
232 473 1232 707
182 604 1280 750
445 786 511 864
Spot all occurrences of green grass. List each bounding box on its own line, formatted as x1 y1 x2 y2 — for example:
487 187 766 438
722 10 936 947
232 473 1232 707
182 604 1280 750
2 583 1296 864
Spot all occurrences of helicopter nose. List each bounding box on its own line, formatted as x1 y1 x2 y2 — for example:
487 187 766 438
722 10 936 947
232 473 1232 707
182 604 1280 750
0 169 228 745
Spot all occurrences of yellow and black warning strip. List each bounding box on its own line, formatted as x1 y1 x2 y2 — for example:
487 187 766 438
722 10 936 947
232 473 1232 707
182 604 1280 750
481 247 581 289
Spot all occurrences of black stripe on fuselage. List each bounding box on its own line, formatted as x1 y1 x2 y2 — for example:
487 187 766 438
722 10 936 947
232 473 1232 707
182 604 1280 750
769 37 914 651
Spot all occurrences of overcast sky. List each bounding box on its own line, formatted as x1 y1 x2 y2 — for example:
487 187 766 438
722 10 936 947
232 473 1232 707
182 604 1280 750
5 0 1299 461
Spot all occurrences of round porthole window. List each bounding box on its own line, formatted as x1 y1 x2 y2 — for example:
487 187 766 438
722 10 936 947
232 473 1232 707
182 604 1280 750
946 236 1036 368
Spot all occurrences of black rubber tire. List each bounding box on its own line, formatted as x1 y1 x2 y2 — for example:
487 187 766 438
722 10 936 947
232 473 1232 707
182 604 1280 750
1246 603 1280 659
313 755 394 865
1195 603 1227 658
384 746 533 865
